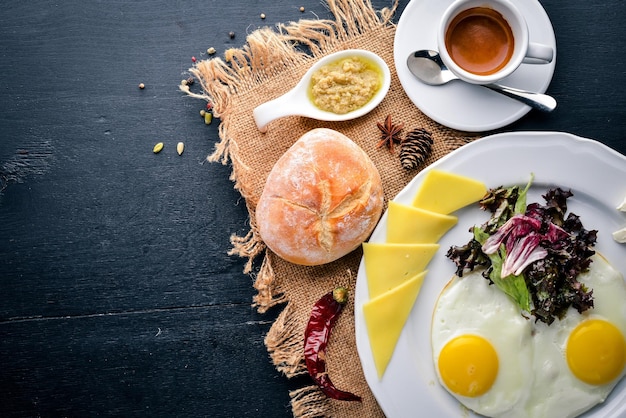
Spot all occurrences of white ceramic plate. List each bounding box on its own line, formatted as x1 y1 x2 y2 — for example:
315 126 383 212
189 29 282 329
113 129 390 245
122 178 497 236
355 132 626 417
394 0 557 132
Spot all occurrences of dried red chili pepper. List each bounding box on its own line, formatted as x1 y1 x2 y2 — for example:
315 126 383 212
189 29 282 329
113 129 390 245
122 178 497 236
304 287 361 402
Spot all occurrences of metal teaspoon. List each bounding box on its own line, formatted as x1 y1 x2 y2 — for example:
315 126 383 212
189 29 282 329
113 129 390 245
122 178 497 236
406 50 557 112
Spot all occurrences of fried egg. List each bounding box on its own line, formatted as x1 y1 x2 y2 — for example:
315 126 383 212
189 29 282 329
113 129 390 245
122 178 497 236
431 254 626 418
525 253 626 418
431 270 534 416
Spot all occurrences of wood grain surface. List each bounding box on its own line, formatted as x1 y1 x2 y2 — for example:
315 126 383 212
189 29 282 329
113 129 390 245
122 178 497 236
1 0 625 417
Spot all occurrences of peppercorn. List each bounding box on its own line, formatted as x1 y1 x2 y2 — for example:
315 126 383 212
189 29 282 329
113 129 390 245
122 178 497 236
260 13 266 19
300 6 305 12
207 47 216 55
229 31 235 39
138 83 145 89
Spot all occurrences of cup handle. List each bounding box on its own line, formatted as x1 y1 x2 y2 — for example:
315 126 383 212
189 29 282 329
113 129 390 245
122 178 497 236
522 42 554 64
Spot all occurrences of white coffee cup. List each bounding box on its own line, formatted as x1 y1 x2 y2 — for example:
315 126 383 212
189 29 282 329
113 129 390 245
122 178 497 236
438 0 553 85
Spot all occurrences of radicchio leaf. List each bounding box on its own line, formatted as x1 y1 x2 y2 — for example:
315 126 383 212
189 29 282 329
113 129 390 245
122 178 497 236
474 226 532 312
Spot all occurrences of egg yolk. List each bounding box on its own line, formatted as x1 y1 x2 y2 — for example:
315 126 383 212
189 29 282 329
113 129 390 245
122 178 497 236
567 319 626 385
438 335 498 397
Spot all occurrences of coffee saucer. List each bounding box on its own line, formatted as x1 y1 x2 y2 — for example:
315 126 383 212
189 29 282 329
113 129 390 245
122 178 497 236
394 0 556 132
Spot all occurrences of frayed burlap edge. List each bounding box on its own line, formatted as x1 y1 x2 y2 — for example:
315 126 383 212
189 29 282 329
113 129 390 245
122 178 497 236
181 1 479 416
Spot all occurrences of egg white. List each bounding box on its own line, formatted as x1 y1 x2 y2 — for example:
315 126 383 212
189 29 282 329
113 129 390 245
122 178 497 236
432 253 626 418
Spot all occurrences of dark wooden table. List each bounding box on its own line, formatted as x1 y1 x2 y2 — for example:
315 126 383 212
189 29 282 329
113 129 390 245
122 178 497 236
1 1 625 417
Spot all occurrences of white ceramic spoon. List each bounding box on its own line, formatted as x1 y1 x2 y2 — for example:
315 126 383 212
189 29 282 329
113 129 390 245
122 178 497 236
253 49 391 132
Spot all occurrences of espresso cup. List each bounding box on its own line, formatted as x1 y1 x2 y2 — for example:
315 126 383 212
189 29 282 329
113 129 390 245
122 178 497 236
438 0 553 85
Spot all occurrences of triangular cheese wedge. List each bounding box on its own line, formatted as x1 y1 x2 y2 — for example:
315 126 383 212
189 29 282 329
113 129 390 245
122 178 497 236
362 242 437 298
363 271 426 379
411 170 487 215
386 201 457 243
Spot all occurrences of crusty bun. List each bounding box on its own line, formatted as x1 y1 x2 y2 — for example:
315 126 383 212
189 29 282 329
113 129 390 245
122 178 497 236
256 128 384 266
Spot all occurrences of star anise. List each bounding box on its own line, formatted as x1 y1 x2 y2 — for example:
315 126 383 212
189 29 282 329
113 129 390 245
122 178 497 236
376 115 404 152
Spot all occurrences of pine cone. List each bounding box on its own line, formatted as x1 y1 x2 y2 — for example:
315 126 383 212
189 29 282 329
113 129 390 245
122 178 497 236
400 128 433 170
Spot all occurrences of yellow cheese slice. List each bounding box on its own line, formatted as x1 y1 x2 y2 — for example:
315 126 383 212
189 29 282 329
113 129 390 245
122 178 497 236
386 201 458 243
411 169 487 215
362 242 437 298
363 271 426 379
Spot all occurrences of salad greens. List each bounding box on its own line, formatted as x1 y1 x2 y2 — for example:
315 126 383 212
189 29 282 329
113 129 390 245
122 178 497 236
446 175 597 325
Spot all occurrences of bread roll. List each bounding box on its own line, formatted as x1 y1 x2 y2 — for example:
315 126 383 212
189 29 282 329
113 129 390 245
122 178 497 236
256 128 383 265
256 128 384 266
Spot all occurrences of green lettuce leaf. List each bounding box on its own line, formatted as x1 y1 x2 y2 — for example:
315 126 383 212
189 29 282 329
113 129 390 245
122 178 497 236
514 173 533 215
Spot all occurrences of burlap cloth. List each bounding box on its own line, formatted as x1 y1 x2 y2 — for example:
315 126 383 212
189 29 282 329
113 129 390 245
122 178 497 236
183 0 479 416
